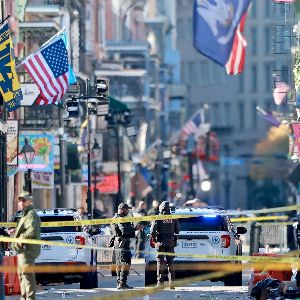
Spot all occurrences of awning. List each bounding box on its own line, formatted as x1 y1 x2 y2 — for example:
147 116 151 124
109 96 130 114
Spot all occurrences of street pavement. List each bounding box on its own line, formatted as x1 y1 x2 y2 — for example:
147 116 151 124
7 260 252 300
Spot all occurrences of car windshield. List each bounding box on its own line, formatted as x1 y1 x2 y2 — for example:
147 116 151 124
179 215 229 231
39 216 79 233
13 215 80 233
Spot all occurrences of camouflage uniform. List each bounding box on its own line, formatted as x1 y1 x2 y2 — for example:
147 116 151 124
150 201 180 288
12 204 41 300
111 204 135 289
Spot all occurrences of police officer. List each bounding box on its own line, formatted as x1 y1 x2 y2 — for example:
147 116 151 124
12 193 41 300
111 203 141 289
150 201 180 289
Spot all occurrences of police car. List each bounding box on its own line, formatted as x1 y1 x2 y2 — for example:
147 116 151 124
12 209 98 289
144 206 247 286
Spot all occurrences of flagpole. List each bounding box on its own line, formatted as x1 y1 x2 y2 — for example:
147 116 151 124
16 26 66 69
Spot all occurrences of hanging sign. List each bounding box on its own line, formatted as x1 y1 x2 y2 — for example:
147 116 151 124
7 120 18 166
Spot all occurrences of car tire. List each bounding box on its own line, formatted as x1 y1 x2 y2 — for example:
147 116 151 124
80 271 98 289
145 263 157 286
224 271 242 286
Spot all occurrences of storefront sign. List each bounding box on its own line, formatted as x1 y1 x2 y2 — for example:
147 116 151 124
7 120 18 166
18 133 54 172
32 172 54 189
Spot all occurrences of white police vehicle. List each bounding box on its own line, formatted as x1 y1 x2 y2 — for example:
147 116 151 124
144 206 247 286
12 208 98 289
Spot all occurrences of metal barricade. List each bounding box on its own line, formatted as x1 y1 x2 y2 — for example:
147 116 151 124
260 223 288 252
95 235 115 265
239 222 289 254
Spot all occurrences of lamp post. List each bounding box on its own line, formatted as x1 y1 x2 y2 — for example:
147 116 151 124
20 138 35 195
92 139 101 202
107 110 131 212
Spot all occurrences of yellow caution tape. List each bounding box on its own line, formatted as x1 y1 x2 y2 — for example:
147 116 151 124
227 204 300 216
1 236 300 264
0 213 292 228
231 215 289 223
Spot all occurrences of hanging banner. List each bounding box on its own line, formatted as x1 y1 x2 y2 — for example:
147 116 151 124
7 120 18 166
0 22 23 111
18 133 54 172
32 172 54 189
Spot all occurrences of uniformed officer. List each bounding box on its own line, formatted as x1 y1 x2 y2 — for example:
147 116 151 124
12 193 41 300
150 201 180 289
111 203 141 289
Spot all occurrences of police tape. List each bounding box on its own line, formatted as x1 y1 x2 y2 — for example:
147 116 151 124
2 236 300 264
231 215 288 223
0 214 291 229
227 204 300 216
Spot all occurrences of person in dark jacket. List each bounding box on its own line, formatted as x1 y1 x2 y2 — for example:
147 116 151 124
147 200 159 216
150 201 180 289
134 201 147 258
12 193 41 300
111 203 141 289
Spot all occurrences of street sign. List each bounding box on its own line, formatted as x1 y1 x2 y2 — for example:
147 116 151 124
221 157 245 166
20 83 39 106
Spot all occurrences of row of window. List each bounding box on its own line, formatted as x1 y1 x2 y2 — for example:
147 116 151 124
208 100 275 130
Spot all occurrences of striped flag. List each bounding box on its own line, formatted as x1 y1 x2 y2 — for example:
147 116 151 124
21 36 69 105
225 9 250 75
181 111 202 139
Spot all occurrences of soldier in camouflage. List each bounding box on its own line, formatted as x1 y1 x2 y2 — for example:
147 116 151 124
111 203 141 289
150 201 180 289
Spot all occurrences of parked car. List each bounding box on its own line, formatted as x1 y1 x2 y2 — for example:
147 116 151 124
12 208 98 289
144 206 247 286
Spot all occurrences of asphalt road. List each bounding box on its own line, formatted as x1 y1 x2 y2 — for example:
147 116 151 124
7 262 252 300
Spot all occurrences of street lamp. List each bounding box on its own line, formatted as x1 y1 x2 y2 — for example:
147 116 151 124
92 139 101 203
106 109 131 212
20 138 35 195
201 179 212 192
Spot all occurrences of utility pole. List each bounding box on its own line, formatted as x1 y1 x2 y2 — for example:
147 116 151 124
58 104 66 208
86 79 93 219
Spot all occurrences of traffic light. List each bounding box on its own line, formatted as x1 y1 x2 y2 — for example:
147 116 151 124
95 78 109 99
66 97 79 118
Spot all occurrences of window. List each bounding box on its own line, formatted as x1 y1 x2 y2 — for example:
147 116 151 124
178 216 229 232
200 61 210 84
251 65 257 93
238 102 244 130
212 103 221 126
224 103 232 127
181 62 188 82
252 102 257 129
238 74 244 93
264 63 272 92
251 27 257 56
189 61 197 83
264 27 271 55
265 1 271 17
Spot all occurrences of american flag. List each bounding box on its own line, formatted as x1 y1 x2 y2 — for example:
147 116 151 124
22 37 69 105
226 11 249 75
181 111 202 139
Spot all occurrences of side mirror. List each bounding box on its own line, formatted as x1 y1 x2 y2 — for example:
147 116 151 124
236 226 247 235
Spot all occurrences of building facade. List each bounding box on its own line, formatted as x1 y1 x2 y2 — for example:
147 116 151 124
176 0 292 209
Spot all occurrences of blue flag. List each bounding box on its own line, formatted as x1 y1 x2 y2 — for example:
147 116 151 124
61 32 77 85
193 0 251 66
